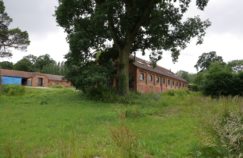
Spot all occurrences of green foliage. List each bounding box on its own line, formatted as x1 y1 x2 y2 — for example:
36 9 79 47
11 54 67 75
176 70 196 83
228 59 243 72
0 0 30 58
195 51 224 71
34 54 56 71
201 62 243 97
0 85 25 96
68 62 113 92
55 0 210 95
0 61 13 69
14 58 34 71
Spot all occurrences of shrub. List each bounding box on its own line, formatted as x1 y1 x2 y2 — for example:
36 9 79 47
0 85 25 96
66 61 115 98
198 62 243 97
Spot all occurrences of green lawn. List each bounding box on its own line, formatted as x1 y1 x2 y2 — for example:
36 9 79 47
0 88 242 158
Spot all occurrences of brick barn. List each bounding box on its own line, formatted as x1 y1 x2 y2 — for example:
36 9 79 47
0 69 71 87
127 57 187 93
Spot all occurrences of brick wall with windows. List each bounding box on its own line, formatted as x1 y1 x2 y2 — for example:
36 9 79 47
131 64 187 93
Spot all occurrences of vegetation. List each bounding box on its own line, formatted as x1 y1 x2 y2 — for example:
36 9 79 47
0 88 242 157
0 54 68 75
0 85 25 96
194 51 224 71
0 0 30 58
55 0 210 95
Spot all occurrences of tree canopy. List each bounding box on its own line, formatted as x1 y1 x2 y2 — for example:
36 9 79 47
56 0 211 95
228 59 243 73
194 51 224 71
0 0 30 58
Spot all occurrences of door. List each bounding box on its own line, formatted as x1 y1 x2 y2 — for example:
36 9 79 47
37 78 43 86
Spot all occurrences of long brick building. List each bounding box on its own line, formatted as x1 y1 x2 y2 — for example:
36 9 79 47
0 69 71 87
128 57 187 93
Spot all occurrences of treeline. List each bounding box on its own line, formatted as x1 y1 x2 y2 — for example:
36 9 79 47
177 51 243 97
0 54 67 75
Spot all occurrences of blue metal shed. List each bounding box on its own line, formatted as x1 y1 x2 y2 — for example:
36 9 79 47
1 76 22 85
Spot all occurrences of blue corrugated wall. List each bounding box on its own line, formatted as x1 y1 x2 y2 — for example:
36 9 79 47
1 76 22 85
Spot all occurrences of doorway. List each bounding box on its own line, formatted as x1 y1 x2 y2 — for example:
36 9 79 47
37 78 43 87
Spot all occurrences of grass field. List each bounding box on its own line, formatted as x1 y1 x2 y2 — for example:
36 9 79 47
0 87 242 158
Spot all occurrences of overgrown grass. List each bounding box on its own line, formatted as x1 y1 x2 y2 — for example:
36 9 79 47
0 88 242 157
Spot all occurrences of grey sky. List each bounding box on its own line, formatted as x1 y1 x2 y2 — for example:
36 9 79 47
2 0 243 73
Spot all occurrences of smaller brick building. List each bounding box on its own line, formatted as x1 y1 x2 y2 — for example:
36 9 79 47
0 69 71 87
129 57 187 93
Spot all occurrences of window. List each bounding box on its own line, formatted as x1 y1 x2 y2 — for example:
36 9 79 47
163 78 166 84
148 74 153 81
168 79 170 85
156 76 160 83
139 73 144 81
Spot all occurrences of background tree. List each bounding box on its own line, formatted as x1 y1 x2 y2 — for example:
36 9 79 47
42 61 67 75
201 62 242 97
176 70 196 83
227 59 243 73
0 0 30 58
14 58 34 71
56 0 211 95
34 54 56 72
194 51 224 71
0 61 13 69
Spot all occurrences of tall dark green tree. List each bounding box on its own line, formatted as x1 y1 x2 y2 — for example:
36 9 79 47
56 0 211 95
195 51 224 71
0 0 30 58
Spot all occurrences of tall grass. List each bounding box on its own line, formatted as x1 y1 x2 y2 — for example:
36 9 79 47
0 88 242 157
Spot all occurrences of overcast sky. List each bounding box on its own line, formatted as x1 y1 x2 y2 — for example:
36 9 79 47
2 0 243 73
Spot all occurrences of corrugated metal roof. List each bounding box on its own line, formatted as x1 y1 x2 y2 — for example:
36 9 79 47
0 69 65 81
132 57 187 82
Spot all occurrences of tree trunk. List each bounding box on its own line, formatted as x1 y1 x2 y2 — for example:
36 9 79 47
118 47 130 95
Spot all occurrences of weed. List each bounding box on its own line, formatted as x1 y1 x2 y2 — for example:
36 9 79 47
111 125 139 158
0 85 25 96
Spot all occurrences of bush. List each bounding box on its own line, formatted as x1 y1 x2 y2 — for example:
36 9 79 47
85 88 141 104
66 61 115 97
201 63 243 97
0 85 25 96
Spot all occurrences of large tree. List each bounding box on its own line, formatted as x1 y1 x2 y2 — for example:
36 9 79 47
56 0 210 95
0 0 30 58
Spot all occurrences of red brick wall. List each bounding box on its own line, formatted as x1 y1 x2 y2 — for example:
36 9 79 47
133 66 187 93
31 75 49 87
48 80 72 87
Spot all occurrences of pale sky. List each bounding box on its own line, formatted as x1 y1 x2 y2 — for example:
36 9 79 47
2 0 243 73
